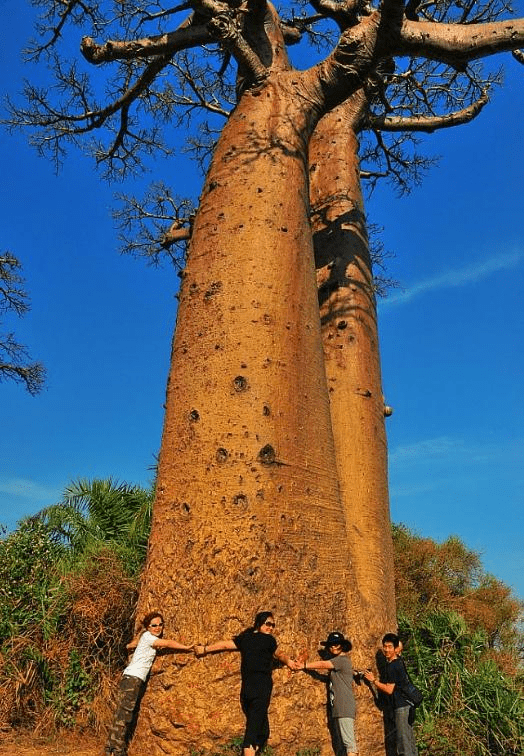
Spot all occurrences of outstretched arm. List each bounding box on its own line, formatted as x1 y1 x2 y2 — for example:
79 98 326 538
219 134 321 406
195 640 238 656
302 659 335 671
274 649 297 669
152 638 194 651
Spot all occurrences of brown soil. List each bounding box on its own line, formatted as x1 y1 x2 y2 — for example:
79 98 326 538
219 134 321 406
0 731 102 756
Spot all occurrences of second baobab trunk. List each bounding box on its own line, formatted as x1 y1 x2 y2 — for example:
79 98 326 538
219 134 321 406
311 98 397 754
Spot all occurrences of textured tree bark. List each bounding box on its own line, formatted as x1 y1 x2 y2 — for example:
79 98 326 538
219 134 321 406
310 99 397 756
130 77 359 755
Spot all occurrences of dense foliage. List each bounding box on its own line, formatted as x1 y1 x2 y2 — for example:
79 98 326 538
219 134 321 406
398 612 523 755
0 479 151 731
393 524 523 664
1 492 522 754
394 524 524 755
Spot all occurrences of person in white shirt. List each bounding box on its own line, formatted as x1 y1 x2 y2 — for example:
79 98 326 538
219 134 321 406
105 611 193 756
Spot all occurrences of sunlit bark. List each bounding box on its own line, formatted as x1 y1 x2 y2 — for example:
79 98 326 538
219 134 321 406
130 75 362 756
310 97 396 756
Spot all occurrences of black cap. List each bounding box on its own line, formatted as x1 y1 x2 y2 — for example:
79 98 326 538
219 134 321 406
320 632 351 651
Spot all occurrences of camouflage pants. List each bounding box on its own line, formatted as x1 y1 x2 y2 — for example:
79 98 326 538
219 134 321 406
105 674 145 756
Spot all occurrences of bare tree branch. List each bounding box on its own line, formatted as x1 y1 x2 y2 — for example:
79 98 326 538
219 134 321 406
25 0 105 60
81 24 212 64
0 344 46 395
309 0 363 27
113 184 195 267
7 52 173 136
0 253 45 395
206 12 269 85
398 18 524 66
169 55 232 117
359 127 438 194
161 220 193 247
138 2 193 24
0 253 30 317
370 85 490 132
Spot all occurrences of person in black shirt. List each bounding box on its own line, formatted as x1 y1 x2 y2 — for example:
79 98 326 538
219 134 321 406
364 633 418 756
195 611 295 756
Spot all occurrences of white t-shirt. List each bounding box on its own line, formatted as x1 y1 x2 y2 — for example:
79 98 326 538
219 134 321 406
123 631 158 681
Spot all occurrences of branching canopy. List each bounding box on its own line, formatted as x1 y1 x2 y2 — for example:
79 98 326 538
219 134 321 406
3 0 523 260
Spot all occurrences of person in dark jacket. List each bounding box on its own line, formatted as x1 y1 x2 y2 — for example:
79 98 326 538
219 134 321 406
364 633 418 756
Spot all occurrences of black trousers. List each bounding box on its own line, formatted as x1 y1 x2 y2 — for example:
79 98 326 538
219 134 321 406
240 675 273 751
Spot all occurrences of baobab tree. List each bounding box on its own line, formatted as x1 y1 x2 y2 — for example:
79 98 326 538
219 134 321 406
4 0 523 753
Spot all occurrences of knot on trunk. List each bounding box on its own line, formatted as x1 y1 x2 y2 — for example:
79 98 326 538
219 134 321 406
207 13 240 42
216 447 229 463
233 375 248 392
258 444 276 464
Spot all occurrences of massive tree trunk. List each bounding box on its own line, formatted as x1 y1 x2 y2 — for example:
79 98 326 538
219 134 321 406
310 98 397 755
130 76 359 756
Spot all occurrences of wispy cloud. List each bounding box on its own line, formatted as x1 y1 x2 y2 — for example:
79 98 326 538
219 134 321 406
0 477 60 503
389 435 524 500
389 436 465 463
388 436 524 596
380 250 523 309
390 435 524 465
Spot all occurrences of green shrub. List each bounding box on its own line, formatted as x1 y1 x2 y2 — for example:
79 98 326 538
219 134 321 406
0 518 138 731
0 519 65 640
400 612 524 755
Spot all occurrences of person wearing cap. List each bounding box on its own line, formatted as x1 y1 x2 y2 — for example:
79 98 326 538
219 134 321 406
296 631 358 756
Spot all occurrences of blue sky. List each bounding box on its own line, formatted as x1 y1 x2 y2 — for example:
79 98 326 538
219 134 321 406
1 1 523 603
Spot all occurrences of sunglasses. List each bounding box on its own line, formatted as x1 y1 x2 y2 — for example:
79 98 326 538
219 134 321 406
149 622 164 628
264 621 276 628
